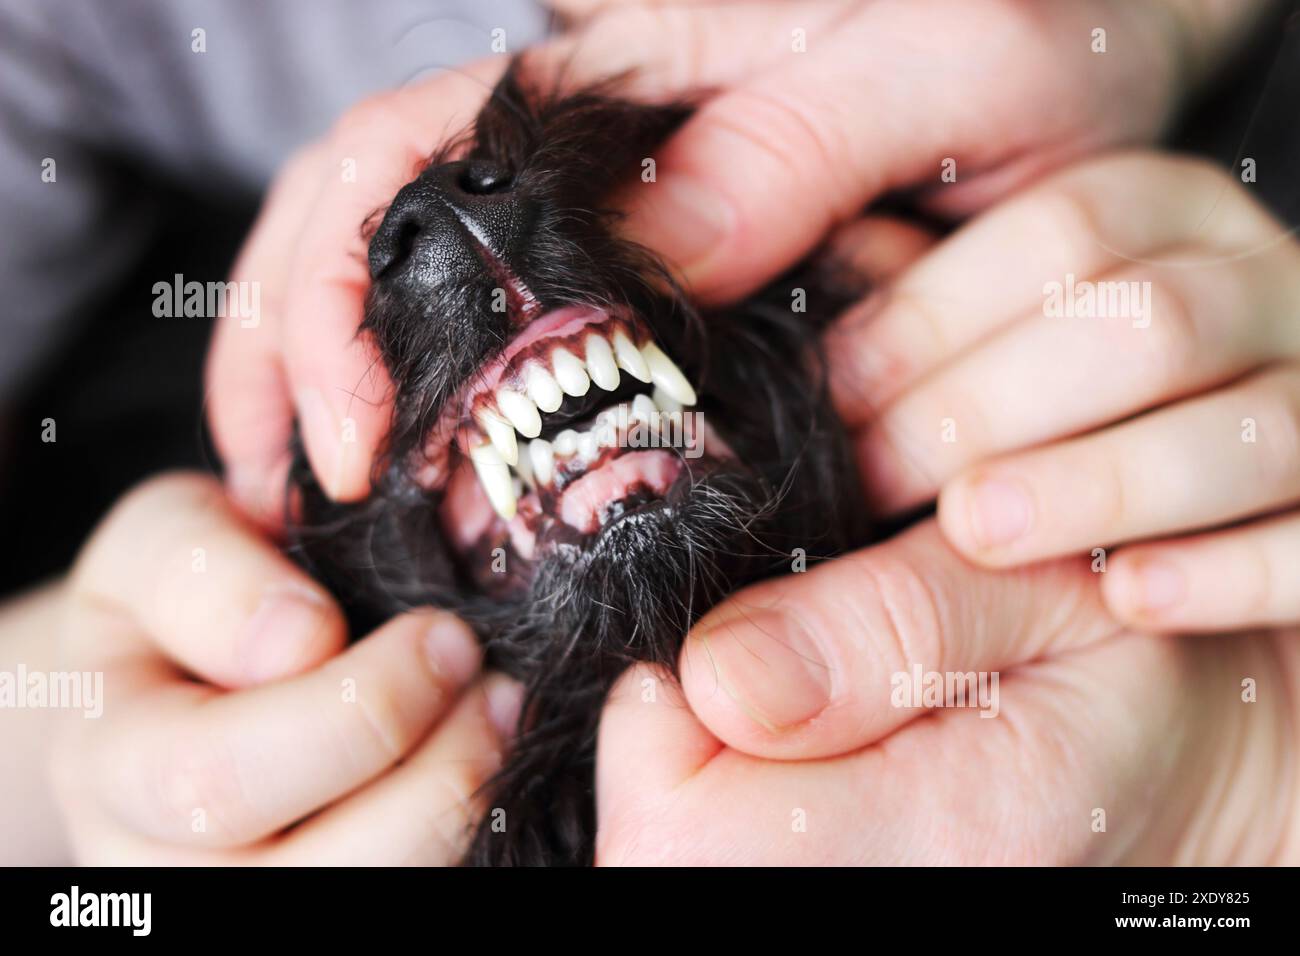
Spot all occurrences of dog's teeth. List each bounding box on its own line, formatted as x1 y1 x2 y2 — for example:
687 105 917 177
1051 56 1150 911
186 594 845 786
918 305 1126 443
641 342 696 406
612 329 651 383
475 408 519 466
553 429 579 456
469 442 517 520
514 445 534 486
651 387 683 414
524 363 564 414
584 334 620 391
551 348 590 397
577 431 600 462
497 388 542 438
528 438 555 485
631 393 657 425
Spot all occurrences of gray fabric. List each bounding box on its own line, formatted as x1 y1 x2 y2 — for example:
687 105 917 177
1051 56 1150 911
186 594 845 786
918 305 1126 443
0 0 548 400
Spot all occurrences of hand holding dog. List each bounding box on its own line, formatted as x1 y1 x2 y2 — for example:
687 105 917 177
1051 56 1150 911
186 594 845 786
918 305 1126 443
208 0 1265 512
595 521 1300 864
49 474 519 864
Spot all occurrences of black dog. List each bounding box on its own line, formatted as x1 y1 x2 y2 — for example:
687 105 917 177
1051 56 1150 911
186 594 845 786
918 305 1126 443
289 57 870 865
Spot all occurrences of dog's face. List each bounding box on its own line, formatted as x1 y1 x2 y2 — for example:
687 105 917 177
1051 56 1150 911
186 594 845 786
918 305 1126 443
292 59 867 862
329 62 862 672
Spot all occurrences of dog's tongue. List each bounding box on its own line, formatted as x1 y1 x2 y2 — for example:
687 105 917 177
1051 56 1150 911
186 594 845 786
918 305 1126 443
557 450 682 533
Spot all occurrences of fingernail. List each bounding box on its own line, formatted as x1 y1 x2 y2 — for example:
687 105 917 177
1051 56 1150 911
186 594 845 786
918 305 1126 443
690 609 832 730
243 585 333 682
968 476 1032 549
1134 559 1185 612
629 174 732 274
423 616 481 688
484 676 525 743
295 387 350 498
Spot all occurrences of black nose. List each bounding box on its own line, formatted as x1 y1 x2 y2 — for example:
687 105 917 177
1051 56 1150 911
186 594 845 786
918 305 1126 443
368 160 524 282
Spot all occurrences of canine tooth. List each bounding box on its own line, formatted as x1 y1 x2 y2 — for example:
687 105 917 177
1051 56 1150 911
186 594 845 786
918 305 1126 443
524 363 564 414
551 348 590 397
584 334 620 391
652 387 683 414
642 342 696 406
469 443 517 520
553 429 579 456
475 408 518 466
612 329 651 382
529 438 555 485
497 388 542 438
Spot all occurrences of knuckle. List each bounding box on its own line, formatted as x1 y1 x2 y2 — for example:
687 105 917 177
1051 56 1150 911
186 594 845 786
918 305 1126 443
353 683 426 765
156 735 251 843
848 552 945 673
1134 274 1200 385
1245 371 1300 494
1015 188 1102 268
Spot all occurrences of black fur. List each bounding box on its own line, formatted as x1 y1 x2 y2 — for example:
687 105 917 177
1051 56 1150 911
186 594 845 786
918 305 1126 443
287 58 871 865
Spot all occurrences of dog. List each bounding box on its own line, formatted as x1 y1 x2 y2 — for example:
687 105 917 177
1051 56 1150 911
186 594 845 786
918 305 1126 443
289 57 872 865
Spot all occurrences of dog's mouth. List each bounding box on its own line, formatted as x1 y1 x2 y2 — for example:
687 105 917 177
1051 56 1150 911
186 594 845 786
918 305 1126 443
414 304 726 574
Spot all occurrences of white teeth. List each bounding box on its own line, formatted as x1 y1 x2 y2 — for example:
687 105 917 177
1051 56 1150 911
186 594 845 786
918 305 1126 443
612 329 651 383
514 444 534 486
631 393 657 425
553 429 579 456
584 334 620 391
652 387 683 414
577 431 600 462
524 363 564 414
497 388 542 438
551 348 590 397
528 438 555 485
475 408 519 465
469 442 517 520
642 342 696 406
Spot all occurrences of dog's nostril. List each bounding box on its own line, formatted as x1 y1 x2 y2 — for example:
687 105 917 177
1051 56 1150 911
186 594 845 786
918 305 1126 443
457 160 513 196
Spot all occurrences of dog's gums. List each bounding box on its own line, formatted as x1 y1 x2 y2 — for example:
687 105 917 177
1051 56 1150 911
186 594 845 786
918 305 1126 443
288 56 872 864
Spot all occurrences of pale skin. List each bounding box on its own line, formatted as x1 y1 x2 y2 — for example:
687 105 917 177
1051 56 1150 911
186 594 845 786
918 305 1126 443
2 0 1296 862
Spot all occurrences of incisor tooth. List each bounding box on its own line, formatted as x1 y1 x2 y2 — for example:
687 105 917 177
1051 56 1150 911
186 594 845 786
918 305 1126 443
612 329 651 382
497 388 542 438
551 348 590 397
475 408 518 465
641 341 696 406
529 438 555 485
584 334 620 391
469 443 517 520
577 431 600 461
514 445 534 486
553 429 579 456
524 363 563 413
631 393 657 424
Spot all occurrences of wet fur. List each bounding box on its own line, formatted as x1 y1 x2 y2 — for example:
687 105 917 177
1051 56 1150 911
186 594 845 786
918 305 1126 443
287 59 871 865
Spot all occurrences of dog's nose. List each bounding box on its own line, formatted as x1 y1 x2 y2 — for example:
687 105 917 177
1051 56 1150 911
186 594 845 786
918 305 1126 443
368 160 523 282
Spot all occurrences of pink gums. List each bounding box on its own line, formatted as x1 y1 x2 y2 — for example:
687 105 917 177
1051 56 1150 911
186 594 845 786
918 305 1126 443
557 451 683 534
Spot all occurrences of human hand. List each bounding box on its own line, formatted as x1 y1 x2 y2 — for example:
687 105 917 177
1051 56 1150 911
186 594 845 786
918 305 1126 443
594 521 1300 864
50 474 518 865
832 151 1300 634
208 0 1270 517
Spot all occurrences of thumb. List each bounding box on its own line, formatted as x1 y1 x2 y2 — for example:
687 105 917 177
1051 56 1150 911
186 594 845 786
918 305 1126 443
679 521 1121 759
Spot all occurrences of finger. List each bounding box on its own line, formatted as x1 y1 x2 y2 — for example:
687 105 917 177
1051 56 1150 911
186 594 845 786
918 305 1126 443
1102 511 1300 632
89 609 481 848
283 60 505 501
538 1 852 95
68 473 345 688
677 520 1121 760
272 673 522 865
820 215 937 289
863 242 1300 512
938 364 1300 566
206 143 327 528
601 633 1203 865
830 152 1289 428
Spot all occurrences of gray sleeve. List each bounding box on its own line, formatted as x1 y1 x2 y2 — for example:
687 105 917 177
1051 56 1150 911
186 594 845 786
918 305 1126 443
0 0 549 400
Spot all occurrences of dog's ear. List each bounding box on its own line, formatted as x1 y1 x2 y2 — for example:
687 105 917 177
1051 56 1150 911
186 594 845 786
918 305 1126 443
468 56 695 203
